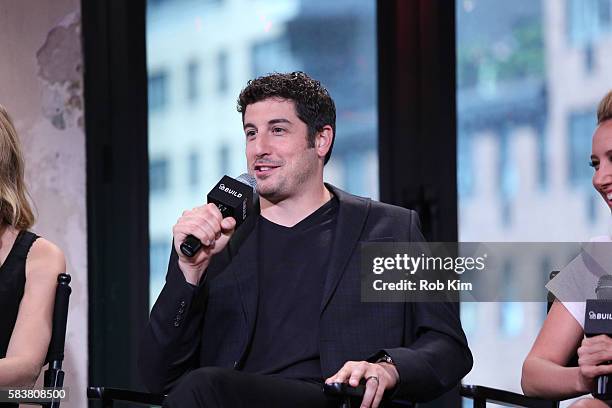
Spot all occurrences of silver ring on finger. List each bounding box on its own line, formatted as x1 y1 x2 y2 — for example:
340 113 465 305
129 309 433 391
365 376 379 385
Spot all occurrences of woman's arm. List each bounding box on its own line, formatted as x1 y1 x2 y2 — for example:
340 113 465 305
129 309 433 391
522 300 591 399
0 238 65 387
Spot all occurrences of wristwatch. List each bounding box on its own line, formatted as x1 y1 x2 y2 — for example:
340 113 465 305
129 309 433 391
375 353 395 365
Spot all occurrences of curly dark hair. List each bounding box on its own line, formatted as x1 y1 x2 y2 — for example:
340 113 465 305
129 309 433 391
237 71 336 164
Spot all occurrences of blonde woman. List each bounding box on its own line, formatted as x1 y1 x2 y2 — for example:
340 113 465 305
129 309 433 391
521 91 612 407
0 105 65 393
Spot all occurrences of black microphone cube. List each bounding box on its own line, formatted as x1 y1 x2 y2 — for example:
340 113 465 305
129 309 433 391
584 299 612 337
206 175 254 227
585 299 612 400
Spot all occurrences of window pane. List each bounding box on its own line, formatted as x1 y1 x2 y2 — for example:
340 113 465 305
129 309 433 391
186 59 200 103
148 70 168 111
188 151 200 187
147 0 378 307
217 51 229 94
150 158 170 194
569 109 597 187
457 0 612 395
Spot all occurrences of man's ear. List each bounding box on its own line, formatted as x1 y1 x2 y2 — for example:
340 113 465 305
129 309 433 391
315 125 334 159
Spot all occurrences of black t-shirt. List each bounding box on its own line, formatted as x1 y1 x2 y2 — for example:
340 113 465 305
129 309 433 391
241 196 339 382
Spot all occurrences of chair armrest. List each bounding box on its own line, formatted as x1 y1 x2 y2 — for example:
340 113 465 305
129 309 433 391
323 383 413 408
323 382 366 398
87 386 165 406
461 384 559 408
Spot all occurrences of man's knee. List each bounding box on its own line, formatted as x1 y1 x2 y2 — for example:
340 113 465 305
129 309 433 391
164 367 235 408
179 366 234 390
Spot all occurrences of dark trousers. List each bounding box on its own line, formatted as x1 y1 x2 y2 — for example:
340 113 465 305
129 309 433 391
163 367 338 408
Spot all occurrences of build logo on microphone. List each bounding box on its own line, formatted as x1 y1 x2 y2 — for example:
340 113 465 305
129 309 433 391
218 183 243 198
589 311 612 320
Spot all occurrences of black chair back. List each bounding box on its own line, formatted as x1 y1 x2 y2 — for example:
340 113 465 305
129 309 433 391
462 270 574 408
547 271 560 313
42 273 72 408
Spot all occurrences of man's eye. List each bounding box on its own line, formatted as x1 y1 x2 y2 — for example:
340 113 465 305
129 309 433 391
272 127 284 134
590 160 599 170
246 130 256 138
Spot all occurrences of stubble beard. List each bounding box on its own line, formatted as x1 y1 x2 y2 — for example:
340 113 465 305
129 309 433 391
256 148 318 203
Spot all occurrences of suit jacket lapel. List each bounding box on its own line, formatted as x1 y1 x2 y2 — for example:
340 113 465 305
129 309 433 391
320 185 370 313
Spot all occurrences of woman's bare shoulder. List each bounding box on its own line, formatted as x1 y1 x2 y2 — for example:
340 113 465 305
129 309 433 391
26 237 66 279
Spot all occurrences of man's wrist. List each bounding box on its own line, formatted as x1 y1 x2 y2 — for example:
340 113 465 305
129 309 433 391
178 259 208 285
375 354 394 366
375 354 399 385
377 362 400 386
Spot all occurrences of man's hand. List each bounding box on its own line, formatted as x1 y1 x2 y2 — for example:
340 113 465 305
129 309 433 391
172 203 236 285
325 361 399 408
577 335 612 393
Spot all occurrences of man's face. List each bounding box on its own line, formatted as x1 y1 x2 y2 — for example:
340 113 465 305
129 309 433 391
244 98 319 202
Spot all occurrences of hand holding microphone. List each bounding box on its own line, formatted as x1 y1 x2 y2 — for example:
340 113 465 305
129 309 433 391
173 203 237 285
581 275 612 398
173 174 256 285
577 335 612 392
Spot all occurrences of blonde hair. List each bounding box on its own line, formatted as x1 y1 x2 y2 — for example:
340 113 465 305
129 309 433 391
0 105 35 230
597 90 612 125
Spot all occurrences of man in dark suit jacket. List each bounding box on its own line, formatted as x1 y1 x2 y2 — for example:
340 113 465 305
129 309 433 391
139 72 472 408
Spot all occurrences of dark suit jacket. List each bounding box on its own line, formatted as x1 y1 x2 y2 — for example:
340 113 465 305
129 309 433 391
139 185 473 402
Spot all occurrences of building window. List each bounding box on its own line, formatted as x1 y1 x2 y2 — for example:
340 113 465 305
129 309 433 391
499 260 523 337
251 38 295 78
567 0 612 46
500 302 524 337
460 302 478 336
499 132 517 226
150 239 169 278
457 131 474 198
148 0 167 7
219 144 230 176
150 158 169 193
188 151 199 187
217 51 229 94
187 60 200 103
149 239 170 309
568 109 596 186
588 193 599 223
149 70 168 111
537 130 548 190
345 151 366 197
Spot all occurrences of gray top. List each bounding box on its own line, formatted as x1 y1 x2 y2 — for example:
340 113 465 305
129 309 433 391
546 237 612 328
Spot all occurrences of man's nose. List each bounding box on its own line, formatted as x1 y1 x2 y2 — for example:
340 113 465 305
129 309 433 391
254 133 271 156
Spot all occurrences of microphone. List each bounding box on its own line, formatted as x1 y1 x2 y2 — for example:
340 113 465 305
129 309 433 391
180 173 257 257
585 275 612 399
597 275 612 300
